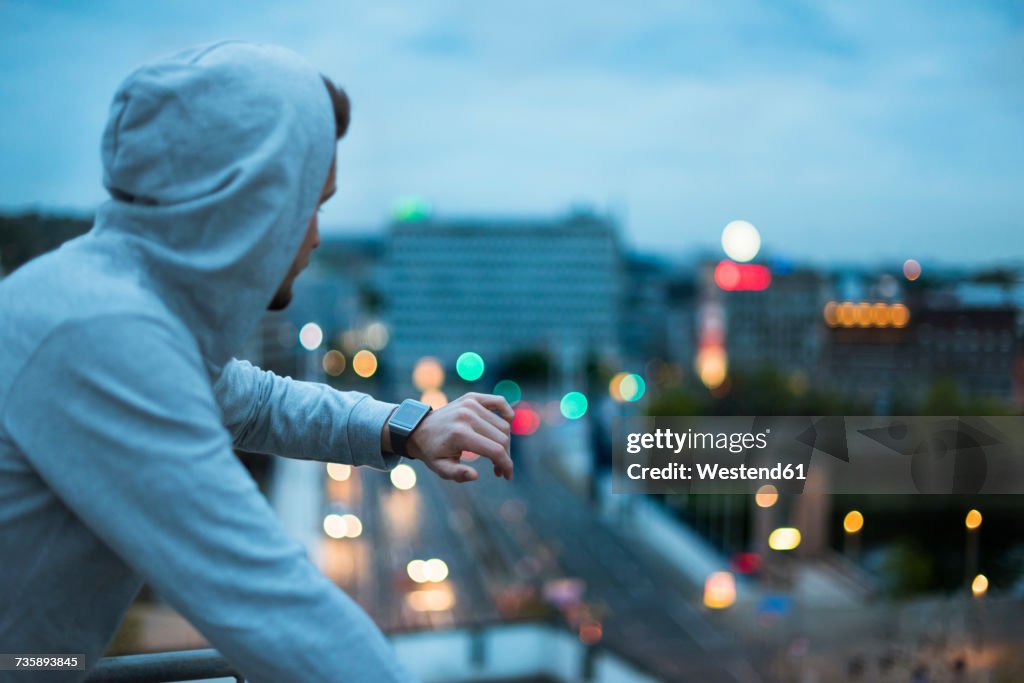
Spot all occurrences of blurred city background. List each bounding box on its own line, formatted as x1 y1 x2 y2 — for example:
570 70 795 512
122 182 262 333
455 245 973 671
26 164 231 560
2 2 1023 682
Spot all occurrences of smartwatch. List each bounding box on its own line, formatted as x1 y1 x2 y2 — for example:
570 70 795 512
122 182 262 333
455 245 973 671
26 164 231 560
387 399 433 458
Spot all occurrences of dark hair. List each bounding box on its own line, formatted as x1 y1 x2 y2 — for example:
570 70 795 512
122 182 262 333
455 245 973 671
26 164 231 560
321 76 351 140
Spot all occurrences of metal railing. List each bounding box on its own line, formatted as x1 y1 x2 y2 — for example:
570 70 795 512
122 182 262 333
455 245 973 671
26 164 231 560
84 648 242 683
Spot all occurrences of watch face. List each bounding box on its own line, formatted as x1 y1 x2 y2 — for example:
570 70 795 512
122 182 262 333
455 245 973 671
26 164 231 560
392 401 427 429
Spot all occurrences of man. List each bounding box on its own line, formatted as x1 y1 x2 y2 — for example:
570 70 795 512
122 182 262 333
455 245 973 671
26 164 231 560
0 42 513 682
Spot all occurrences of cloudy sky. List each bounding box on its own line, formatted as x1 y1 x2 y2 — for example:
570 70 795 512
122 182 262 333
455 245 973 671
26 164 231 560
1 0 1021 264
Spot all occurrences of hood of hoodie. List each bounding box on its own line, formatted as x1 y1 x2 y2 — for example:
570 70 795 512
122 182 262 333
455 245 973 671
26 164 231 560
90 41 335 378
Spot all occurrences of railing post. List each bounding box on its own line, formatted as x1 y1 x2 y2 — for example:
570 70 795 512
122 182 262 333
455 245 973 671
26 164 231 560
469 625 486 669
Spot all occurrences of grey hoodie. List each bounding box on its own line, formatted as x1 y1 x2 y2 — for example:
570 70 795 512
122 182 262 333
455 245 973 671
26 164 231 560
0 42 415 682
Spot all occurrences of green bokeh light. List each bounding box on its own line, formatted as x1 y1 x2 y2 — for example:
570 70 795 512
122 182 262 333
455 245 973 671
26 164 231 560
456 352 485 381
393 196 432 222
560 391 588 420
493 379 522 405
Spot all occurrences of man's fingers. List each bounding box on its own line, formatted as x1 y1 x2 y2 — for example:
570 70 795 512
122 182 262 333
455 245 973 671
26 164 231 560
462 392 515 422
466 399 512 437
430 458 479 483
466 412 510 453
457 430 513 479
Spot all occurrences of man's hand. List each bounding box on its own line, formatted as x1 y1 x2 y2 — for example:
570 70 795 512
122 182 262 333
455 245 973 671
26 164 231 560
406 393 515 483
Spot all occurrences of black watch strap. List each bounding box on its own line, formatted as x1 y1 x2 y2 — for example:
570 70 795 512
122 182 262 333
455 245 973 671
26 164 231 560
388 399 432 457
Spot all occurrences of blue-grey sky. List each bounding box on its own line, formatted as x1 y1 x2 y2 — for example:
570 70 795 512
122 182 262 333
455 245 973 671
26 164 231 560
1 0 1022 264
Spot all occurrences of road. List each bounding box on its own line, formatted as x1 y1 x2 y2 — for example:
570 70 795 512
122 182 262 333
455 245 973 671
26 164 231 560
321 425 761 683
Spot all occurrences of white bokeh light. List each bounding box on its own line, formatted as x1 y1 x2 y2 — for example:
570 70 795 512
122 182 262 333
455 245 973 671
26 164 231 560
299 322 323 350
721 220 761 262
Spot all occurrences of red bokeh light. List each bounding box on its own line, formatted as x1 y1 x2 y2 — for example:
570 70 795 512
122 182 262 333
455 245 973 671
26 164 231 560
511 404 541 436
730 551 762 575
714 260 771 291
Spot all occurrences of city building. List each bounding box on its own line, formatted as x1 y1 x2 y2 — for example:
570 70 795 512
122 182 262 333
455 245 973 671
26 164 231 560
383 210 623 392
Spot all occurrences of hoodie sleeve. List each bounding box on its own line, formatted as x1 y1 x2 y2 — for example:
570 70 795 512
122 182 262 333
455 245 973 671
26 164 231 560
3 315 416 683
214 359 402 471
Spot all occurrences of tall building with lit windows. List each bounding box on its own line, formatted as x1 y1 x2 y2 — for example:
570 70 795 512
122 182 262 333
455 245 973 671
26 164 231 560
383 210 623 391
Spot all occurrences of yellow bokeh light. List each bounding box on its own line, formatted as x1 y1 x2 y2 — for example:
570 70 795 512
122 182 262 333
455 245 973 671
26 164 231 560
407 559 428 583
870 303 890 327
352 350 378 378
341 514 362 539
412 357 445 392
843 510 864 534
696 347 727 390
390 463 417 490
420 389 448 409
965 509 982 530
823 301 838 327
837 302 856 327
768 527 801 551
424 558 449 582
971 573 988 597
322 349 346 376
891 304 910 328
703 571 736 609
855 302 872 327
326 462 351 482
755 484 778 508
609 372 629 402
323 513 346 539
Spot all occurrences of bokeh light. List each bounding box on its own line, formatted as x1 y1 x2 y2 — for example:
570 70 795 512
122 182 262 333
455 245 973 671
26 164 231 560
323 513 346 539
703 571 736 609
420 389 448 409
891 303 910 328
965 509 982 530
755 484 778 508
390 463 417 490
326 463 351 482
511 404 541 436
619 374 646 402
903 258 922 281
456 352 485 381
972 573 989 597
721 220 761 262
424 558 449 582
493 379 522 405
412 357 445 391
322 349 345 376
341 513 363 538
560 391 588 420
696 347 728 390
843 510 864 534
823 301 838 327
299 322 323 351
364 321 389 350
768 527 801 551
609 372 629 402
352 350 378 378
407 559 428 583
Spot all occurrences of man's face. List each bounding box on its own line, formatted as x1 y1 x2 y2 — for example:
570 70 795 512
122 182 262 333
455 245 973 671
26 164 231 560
268 157 336 310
